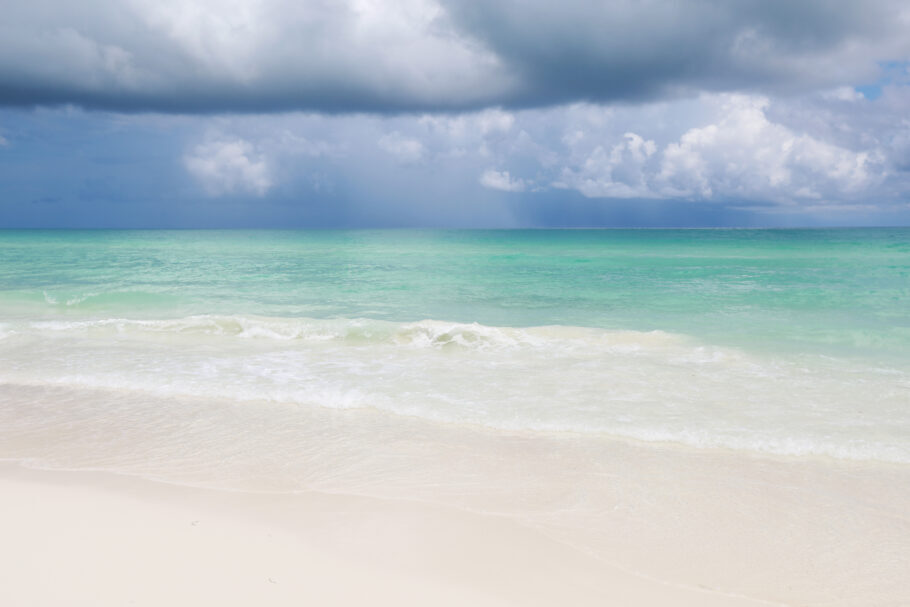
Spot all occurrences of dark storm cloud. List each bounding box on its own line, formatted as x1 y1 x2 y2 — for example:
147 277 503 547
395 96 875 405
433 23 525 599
0 0 907 113
0 0 515 113
443 0 910 105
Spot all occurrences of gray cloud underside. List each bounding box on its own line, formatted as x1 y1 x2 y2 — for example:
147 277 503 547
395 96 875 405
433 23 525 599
2 0 909 113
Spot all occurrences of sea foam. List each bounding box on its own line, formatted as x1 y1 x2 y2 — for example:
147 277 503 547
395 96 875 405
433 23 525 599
2 314 909 463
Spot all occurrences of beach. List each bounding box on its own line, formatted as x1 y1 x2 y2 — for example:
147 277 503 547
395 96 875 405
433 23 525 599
1 229 908 605
0 463 769 607
6 0 910 600
3 419 908 606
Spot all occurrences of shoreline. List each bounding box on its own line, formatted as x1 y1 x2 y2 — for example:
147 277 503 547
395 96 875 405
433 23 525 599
2 387 909 605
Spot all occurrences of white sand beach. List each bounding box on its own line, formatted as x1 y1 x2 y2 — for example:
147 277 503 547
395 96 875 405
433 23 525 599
4 0 910 598
1 232 908 607
0 464 776 607
2 421 908 607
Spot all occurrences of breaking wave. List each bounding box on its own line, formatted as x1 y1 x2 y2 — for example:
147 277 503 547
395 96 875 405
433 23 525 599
3 314 909 463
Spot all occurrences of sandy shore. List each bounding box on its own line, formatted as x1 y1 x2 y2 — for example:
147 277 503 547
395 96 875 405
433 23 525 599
0 463 777 607
2 385 909 606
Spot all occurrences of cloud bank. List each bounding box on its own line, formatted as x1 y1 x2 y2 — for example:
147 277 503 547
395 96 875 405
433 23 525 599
2 0 909 113
2 1 910 227
165 90 909 212
555 95 878 204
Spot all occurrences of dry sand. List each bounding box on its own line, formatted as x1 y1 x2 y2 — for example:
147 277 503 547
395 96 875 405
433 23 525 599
0 463 774 607
2 386 908 606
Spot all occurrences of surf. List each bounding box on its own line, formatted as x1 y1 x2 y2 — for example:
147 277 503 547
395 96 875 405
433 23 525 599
2 314 908 463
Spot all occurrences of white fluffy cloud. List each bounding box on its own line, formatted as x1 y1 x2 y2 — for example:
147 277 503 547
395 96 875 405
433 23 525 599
658 95 876 202
174 90 909 213
480 169 525 192
184 137 272 196
548 94 883 204
555 132 658 198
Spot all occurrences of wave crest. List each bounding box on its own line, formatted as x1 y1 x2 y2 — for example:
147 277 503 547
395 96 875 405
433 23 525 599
25 315 684 353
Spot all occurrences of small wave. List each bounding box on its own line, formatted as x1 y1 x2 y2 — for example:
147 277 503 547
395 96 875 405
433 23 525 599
2 373 908 464
25 314 688 353
41 290 178 309
29 316 387 343
42 291 98 306
575 426 910 464
8 314 910 465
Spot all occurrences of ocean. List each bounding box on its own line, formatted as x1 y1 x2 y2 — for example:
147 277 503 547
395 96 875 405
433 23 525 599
4 227 910 604
1 228 909 468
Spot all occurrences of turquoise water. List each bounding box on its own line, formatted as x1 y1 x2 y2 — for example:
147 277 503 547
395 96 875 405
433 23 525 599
1 229 909 462
1 228 909 358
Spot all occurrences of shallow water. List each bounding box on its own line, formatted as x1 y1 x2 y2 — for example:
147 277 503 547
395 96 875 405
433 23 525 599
1 228 909 464
3 228 909 606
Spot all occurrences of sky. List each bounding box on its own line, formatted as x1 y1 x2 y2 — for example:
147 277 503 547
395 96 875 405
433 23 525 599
1 0 910 228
